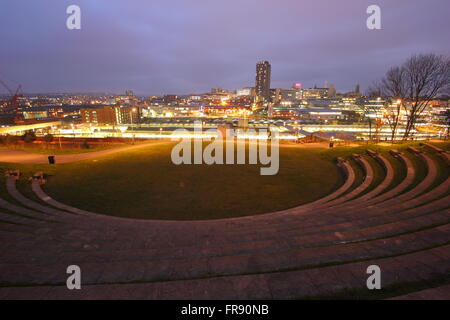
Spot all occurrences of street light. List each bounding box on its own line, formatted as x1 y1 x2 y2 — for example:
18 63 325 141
71 123 75 139
130 108 138 144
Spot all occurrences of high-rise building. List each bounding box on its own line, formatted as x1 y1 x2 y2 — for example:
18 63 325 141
292 83 303 99
255 61 271 102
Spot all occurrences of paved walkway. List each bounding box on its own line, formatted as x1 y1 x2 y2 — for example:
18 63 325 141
0 141 171 164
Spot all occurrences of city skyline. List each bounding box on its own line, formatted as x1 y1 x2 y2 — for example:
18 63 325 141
1 0 450 95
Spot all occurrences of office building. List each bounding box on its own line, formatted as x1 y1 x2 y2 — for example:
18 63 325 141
81 105 139 125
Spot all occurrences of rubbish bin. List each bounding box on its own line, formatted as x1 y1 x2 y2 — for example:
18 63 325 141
48 156 56 164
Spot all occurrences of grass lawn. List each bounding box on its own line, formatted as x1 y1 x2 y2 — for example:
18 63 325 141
1 140 449 220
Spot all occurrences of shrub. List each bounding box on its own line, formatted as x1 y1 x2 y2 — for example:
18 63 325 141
21 130 36 144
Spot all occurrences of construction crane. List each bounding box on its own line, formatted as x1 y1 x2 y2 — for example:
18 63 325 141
0 79 22 113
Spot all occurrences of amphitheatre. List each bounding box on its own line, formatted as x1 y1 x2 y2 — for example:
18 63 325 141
0 140 449 299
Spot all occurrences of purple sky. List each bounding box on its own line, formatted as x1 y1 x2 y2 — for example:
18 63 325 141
0 0 449 95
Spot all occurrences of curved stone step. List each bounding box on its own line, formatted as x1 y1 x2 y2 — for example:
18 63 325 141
373 152 437 208
1 242 449 299
18 165 447 252
0 211 47 227
6 177 74 218
316 155 374 207
305 151 395 212
0 195 59 224
215 150 422 229
421 142 450 166
228 151 413 231
202 152 440 236
2 189 449 262
356 151 394 201
221 175 449 241
3 203 449 263
368 151 416 203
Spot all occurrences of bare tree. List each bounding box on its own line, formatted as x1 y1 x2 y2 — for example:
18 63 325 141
366 84 382 98
368 68 405 142
374 54 450 140
402 54 450 139
381 67 406 142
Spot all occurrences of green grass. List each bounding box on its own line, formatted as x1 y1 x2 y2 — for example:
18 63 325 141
1 141 449 221
42 143 344 220
0 142 342 220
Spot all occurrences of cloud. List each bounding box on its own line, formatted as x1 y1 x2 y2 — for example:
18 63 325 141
0 0 449 95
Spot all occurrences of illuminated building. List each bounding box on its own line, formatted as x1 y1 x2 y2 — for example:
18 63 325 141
81 105 139 125
255 61 271 102
163 95 178 104
356 97 386 116
302 87 329 99
22 110 49 120
236 87 254 97
270 88 298 105
81 106 116 125
211 88 230 94
203 105 250 117
187 94 202 101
